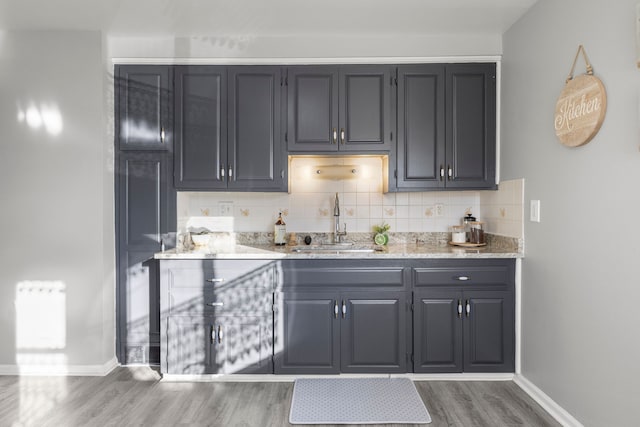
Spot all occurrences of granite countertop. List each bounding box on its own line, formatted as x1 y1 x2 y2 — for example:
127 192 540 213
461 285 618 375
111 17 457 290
154 242 523 260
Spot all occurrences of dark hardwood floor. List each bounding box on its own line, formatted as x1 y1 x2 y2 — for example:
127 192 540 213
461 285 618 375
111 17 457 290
0 367 559 426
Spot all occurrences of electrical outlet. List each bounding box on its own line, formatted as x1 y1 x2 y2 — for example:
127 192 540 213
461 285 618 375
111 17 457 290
434 203 444 217
530 200 541 222
219 201 233 216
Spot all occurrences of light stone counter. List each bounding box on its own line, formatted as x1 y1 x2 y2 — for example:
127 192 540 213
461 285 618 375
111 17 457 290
154 242 522 260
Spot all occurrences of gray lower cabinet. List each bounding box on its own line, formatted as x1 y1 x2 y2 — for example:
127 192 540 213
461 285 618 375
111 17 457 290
412 260 515 373
274 290 407 374
274 261 408 374
115 151 175 364
159 259 277 374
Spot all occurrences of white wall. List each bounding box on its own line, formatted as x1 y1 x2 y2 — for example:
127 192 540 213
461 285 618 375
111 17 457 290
107 34 502 61
502 1 640 425
0 31 115 372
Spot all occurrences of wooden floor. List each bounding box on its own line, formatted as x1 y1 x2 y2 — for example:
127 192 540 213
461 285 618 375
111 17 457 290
0 367 559 427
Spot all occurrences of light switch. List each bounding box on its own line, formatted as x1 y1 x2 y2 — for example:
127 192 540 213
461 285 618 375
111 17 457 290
530 200 541 222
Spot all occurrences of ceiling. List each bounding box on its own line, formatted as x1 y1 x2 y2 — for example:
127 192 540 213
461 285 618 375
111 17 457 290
0 0 538 37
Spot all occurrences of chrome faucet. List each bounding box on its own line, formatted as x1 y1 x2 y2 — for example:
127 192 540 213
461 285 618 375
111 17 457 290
333 193 347 243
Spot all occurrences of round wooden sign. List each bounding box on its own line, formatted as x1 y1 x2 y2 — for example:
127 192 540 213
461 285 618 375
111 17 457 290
554 74 607 147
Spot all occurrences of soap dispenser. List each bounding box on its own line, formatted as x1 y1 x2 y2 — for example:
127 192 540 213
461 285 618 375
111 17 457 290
274 212 286 246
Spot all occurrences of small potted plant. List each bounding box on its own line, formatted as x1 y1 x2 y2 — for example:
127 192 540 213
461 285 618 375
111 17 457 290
373 223 390 245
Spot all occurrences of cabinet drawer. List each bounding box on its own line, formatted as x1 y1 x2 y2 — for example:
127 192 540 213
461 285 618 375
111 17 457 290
168 287 272 316
414 265 511 287
283 267 405 288
165 260 276 290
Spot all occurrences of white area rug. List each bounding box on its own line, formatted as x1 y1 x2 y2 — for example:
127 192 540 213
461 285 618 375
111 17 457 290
289 377 432 425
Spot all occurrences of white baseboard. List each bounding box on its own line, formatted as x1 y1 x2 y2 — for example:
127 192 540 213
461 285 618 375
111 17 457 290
514 374 583 427
0 357 119 376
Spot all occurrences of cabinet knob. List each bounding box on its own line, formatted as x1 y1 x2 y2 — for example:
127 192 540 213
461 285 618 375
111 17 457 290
455 276 469 281
206 278 225 283
217 325 223 344
340 128 345 144
341 300 346 318
207 302 224 307
465 300 470 317
160 127 165 144
228 167 233 178
220 164 225 178
448 165 453 179
439 165 444 181
457 299 463 318
334 300 339 318
332 128 337 144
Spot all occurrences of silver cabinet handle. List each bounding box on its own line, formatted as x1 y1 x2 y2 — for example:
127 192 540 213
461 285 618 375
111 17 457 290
206 278 225 283
228 167 233 177
217 325 223 344
332 128 337 144
455 276 469 281
457 299 463 318
340 128 345 144
160 127 165 144
465 300 470 317
221 165 225 177
341 300 346 318
439 165 444 181
448 165 453 178
210 325 216 344
207 302 224 307
334 300 339 318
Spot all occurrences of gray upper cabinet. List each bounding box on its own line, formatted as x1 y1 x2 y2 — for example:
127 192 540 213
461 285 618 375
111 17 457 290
174 66 227 189
394 63 496 191
396 64 445 190
227 66 285 191
445 63 497 189
174 66 286 191
116 65 173 151
287 65 392 153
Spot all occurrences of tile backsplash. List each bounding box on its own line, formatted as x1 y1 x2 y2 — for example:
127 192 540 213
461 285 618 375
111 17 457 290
177 156 524 239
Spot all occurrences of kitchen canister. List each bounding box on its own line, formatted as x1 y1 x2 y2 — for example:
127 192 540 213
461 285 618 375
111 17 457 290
469 221 485 244
451 225 466 243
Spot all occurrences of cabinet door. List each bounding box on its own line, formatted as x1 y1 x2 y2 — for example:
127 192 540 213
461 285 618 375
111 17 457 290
413 289 463 373
274 292 339 374
463 290 514 372
340 291 407 373
396 65 445 190
116 65 172 150
116 152 175 364
216 316 273 374
227 66 286 191
174 66 227 189
445 63 497 189
338 65 392 152
166 316 217 374
287 66 339 152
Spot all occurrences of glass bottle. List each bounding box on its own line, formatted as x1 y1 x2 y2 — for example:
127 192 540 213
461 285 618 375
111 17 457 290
274 212 286 246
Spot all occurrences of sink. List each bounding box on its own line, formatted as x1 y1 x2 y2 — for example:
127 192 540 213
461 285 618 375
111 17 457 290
290 244 383 254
